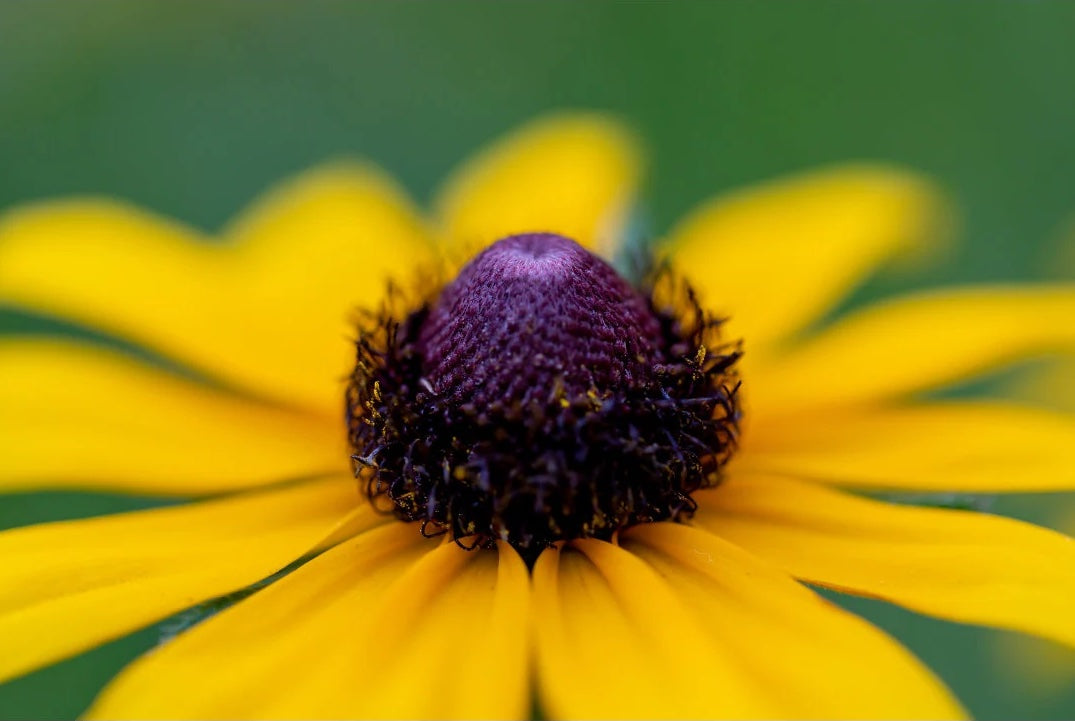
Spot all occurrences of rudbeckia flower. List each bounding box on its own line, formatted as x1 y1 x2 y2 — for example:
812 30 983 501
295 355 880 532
2 114 1075 720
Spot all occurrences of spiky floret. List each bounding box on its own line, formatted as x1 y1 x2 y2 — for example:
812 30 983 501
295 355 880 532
346 233 741 558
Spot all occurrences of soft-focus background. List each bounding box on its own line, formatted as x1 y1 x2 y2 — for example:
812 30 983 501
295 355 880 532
2 2 1075 718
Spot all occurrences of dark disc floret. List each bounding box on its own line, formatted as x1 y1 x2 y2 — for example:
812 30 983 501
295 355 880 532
347 232 741 559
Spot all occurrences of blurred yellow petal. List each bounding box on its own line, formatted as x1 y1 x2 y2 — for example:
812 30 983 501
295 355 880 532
0 164 433 415
1008 357 1075 412
532 532 962 719
0 339 344 494
435 114 641 258
741 401 1075 491
87 527 529 720
662 165 945 354
750 285 1075 417
0 477 372 685
695 474 1075 649
991 622 1075 698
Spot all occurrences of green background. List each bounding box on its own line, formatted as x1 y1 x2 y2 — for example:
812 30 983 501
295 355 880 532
2 1 1074 718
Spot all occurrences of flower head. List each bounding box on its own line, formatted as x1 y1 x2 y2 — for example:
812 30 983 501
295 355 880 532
350 231 740 555
2 114 1075 719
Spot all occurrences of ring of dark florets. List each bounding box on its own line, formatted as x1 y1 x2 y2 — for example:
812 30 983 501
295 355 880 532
346 265 742 561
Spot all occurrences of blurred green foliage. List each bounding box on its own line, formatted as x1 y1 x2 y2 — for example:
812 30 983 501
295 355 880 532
2 1 1074 719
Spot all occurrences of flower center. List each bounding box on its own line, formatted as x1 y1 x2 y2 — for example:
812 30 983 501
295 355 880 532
347 232 741 559
418 233 664 407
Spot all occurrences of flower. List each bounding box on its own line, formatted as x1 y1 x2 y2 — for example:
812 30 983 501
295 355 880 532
2 114 1075 719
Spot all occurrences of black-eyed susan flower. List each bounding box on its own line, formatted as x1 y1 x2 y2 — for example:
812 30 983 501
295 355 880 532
2 114 1075 719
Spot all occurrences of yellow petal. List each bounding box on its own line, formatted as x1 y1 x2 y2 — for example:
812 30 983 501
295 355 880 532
0 339 345 494
740 401 1075 491
749 285 1075 417
435 113 641 258
87 527 530 720
532 531 962 719
991 625 1075 698
1008 357 1075 412
628 525 964 720
695 474 1075 650
531 539 771 720
662 165 945 354
0 164 433 415
0 477 375 685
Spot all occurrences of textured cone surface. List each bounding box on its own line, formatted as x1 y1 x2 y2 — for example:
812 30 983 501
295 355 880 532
419 233 664 406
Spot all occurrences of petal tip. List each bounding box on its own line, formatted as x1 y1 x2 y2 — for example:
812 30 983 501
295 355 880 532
434 111 644 256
